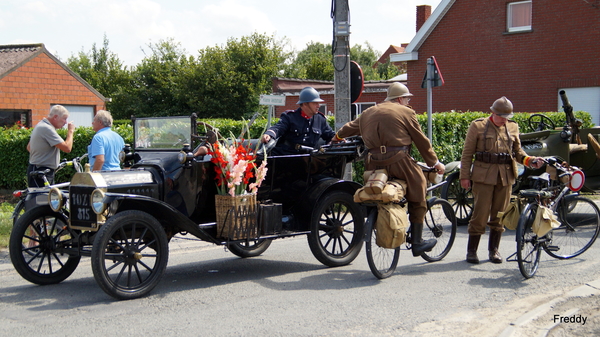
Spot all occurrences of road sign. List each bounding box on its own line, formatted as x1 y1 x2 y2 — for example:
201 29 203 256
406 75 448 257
350 61 364 103
259 94 286 106
421 56 444 89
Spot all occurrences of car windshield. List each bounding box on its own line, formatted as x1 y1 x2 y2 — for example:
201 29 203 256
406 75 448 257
134 116 190 149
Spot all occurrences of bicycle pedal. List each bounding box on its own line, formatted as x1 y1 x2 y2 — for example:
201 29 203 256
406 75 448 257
546 245 560 252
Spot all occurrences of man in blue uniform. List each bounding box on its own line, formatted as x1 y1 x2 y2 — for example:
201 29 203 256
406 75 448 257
261 87 336 155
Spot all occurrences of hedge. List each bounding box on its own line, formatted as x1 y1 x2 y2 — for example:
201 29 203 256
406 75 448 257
0 111 592 190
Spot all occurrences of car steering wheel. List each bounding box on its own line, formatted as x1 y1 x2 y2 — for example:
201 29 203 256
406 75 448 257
256 138 277 160
528 114 556 132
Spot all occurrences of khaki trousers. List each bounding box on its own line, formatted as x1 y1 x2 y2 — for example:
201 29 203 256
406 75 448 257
468 181 510 235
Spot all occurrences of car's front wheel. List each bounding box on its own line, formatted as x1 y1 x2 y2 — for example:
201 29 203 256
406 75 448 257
307 191 364 267
9 206 81 285
91 210 169 300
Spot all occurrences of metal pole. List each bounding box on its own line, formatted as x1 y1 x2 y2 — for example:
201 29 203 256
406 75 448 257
267 106 273 128
426 57 433 141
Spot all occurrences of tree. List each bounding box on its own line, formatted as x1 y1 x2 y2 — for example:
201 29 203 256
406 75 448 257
122 39 193 118
66 35 131 117
283 42 334 81
184 33 290 119
283 41 392 82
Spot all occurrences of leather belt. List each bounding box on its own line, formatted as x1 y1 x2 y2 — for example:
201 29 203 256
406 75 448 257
475 151 513 164
368 145 410 154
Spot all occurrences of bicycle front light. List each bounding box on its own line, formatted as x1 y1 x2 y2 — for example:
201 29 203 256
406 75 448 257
48 187 64 212
91 189 107 214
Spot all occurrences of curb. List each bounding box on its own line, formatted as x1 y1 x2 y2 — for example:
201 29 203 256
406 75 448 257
499 279 600 337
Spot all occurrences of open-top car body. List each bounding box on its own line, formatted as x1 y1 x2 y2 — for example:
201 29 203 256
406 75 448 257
9 114 366 299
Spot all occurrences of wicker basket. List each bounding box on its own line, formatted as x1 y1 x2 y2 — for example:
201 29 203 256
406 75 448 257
215 194 258 240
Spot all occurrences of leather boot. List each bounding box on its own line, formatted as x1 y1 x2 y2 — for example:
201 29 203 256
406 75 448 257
488 230 503 264
466 235 481 264
411 222 437 257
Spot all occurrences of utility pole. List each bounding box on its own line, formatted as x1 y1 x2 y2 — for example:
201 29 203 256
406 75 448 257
333 0 350 130
333 0 352 179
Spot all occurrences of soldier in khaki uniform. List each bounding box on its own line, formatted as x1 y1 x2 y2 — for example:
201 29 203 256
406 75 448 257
460 97 543 264
336 82 445 257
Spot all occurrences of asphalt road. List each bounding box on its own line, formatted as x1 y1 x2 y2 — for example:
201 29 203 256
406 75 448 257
1 225 599 336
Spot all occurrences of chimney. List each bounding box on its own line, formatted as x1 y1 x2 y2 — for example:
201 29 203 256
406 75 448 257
416 5 431 32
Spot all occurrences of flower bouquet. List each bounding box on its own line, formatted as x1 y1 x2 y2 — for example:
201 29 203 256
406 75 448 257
207 139 268 239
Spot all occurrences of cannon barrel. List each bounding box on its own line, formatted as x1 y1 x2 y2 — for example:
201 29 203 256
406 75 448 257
559 90 581 144
559 90 572 111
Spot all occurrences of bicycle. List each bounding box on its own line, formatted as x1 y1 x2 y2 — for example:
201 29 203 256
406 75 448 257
363 165 458 279
12 154 88 225
509 157 600 278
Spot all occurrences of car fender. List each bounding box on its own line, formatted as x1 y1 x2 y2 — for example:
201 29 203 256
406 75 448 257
104 193 219 243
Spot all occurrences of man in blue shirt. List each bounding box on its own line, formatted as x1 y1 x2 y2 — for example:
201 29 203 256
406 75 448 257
88 110 124 171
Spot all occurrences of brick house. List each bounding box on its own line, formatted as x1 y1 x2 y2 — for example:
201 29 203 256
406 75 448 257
271 77 403 119
0 43 106 128
391 1 600 124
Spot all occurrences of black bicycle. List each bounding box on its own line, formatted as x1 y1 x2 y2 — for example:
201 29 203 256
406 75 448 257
363 166 457 279
509 157 600 278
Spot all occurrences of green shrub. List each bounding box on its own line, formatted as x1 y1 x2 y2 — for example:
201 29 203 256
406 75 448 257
0 124 133 190
0 111 591 189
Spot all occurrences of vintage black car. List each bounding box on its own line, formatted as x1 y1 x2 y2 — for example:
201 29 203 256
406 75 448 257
9 114 366 299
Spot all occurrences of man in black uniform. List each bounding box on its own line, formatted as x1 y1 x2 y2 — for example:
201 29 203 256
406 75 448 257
261 87 336 155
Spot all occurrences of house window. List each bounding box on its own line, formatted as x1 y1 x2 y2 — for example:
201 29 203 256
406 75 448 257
351 102 376 119
507 1 532 32
0 109 30 128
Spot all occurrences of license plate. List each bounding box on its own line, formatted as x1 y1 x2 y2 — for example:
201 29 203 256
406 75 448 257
70 186 96 228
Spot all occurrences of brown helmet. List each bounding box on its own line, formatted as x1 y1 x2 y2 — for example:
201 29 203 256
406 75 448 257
490 96 514 118
385 82 413 101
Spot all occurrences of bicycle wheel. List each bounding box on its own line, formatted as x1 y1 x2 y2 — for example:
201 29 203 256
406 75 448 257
365 207 400 279
544 196 600 259
516 203 542 279
421 198 457 262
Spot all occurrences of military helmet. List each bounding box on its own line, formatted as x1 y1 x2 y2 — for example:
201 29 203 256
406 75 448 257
297 87 325 104
490 96 514 118
385 82 413 101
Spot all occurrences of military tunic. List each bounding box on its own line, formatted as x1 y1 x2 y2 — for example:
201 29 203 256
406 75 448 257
337 101 439 223
265 107 336 155
460 117 529 235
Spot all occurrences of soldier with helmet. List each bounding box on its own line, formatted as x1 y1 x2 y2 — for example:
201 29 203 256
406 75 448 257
261 87 336 155
460 97 544 264
336 82 445 257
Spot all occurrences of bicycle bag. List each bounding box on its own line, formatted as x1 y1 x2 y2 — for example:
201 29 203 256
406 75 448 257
362 169 388 194
532 205 560 237
354 179 407 204
498 197 522 230
375 202 409 249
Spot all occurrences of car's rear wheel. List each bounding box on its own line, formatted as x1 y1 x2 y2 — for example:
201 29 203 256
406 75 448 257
228 239 273 258
91 210 169 300
307 191 364 267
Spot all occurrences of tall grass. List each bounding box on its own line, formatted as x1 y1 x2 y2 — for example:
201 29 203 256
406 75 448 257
0 203 14 249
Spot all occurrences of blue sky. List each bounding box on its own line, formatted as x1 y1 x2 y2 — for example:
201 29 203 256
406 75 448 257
1 0 442 66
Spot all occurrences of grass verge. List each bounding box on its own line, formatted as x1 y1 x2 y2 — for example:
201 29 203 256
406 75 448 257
0 202 14 249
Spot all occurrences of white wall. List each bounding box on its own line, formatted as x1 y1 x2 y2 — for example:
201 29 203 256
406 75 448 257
57 105 94 128
558 87 600 126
